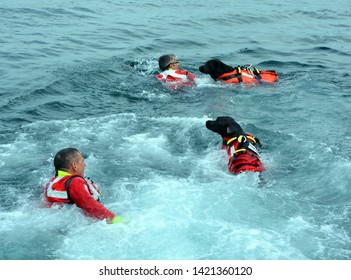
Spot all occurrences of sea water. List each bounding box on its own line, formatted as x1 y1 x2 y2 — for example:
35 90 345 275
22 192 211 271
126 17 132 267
0 0 350 260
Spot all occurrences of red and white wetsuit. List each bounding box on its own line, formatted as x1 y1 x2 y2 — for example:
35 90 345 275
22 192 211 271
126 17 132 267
43 171 115 221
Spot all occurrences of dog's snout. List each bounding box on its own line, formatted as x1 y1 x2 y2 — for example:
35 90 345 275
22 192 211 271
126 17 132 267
206 120 216 130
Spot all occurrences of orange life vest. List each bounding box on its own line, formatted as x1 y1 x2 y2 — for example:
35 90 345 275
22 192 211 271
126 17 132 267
217 66 278 84
156 69 196 89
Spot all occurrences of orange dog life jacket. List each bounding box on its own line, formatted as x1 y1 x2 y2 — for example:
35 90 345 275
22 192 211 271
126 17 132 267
217 66 278 84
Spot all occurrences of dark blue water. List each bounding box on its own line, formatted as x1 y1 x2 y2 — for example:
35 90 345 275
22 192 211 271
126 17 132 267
0 0 350 260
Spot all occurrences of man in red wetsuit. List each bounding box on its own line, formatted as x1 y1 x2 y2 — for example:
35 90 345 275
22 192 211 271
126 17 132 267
43 147 122 223
156 54 196 88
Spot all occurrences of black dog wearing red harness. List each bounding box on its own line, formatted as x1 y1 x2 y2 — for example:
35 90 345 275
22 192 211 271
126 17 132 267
206 116 265 174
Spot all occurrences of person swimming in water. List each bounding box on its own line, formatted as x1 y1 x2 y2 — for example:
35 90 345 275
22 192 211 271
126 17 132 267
42 147 122 223
155 54 196 89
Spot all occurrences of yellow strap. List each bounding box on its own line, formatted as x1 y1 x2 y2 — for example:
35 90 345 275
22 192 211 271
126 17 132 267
234 148 246 154
227 136 247 156
226 137 237 145
246 136 256 144
228 135 256 145
238 135 246 142
237 66 241 73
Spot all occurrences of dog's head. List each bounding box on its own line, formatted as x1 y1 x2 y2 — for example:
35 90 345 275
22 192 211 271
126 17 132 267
199 59 234 80
206 116 245 138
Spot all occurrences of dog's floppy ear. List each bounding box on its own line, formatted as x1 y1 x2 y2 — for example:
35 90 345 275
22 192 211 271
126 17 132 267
226 123 245 137
226 125 236 134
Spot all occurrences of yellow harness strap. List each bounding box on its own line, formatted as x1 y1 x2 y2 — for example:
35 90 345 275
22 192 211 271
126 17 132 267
246 136 256 144
226 137 237 145
227 135 257 156
233 148 247 155
227 135 256 145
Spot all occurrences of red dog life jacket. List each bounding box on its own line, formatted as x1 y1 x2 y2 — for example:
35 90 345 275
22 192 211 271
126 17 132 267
223 134 265 174
217 66 278 84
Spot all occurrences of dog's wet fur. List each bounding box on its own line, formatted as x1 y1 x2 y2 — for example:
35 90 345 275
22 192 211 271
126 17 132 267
206 116 246 139
199 59 236 80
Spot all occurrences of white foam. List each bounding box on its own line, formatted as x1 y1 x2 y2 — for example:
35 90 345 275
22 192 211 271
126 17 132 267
1 113 350 259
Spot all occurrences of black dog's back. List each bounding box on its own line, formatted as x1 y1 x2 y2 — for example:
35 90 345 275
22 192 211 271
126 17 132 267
199 59 234 80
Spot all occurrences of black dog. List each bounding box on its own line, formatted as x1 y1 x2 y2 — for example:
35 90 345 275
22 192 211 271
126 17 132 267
199 59 278 84
206 116 265 174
